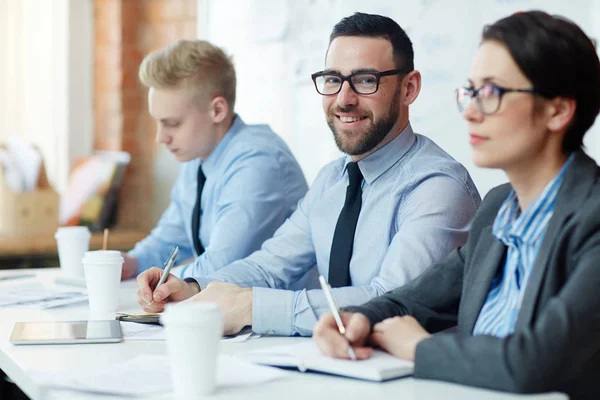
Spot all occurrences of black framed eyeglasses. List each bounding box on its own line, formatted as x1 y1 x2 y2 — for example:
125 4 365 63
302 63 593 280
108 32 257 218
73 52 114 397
311 69 404 95
456 83 543 115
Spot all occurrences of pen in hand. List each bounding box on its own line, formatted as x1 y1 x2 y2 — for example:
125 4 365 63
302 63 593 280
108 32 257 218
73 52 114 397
318 275 357 361
147 246 179 306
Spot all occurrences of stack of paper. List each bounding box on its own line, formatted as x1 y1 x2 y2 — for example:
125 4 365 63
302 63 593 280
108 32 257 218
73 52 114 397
0 282 87 309
33 354 290 397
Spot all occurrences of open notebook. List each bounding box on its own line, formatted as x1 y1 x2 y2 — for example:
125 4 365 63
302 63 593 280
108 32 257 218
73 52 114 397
239 341 413 382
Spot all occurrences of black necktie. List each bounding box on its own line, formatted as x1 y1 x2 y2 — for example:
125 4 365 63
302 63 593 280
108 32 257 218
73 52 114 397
328 162 363 288
191 164 206 255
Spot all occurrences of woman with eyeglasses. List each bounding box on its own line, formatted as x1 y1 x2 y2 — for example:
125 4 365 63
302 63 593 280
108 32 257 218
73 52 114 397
313 10 600 399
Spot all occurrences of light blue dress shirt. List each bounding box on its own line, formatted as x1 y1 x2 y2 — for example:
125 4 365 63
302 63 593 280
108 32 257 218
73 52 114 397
129 115 308 277
195 124 481 336
473 155 573 337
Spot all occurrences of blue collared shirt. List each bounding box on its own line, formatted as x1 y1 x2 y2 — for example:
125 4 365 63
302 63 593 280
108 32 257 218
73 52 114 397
129 115 308 277
195 124 481 336
473 155 574 337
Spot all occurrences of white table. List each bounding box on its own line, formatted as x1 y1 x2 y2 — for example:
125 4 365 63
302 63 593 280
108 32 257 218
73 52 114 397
0 269 568 400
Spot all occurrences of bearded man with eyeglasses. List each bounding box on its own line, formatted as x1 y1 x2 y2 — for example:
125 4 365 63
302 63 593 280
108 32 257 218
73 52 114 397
136 12 481 338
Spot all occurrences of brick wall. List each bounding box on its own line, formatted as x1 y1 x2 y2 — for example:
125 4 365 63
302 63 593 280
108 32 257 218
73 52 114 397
93 0 197 230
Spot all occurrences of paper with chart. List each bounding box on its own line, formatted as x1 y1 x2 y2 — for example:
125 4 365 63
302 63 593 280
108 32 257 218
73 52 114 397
0 282 87 309
32 354 290 397
120 322 258 342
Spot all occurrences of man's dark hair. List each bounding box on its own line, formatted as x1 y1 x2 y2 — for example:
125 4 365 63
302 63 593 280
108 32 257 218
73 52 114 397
329 12 414 72
483 11 600 152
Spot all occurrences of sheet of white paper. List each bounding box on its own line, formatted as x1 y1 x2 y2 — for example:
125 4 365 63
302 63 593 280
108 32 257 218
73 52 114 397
222 326 255 342
217 354 289 387
120 322 258 342
33 354 290 397
222 331 252 342
14 296 88 310
33 356 170 397
0 282 87 309
120 322 165 341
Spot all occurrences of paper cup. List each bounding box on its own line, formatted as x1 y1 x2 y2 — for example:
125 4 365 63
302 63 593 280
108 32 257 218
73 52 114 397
82 250 123 320
161 302 223 398
55 226 91 280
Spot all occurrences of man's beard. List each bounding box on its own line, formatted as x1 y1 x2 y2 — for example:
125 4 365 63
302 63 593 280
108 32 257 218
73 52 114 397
326 94 400 156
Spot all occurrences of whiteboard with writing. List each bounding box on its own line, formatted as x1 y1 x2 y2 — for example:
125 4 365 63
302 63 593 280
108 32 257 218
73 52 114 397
200 0 599 196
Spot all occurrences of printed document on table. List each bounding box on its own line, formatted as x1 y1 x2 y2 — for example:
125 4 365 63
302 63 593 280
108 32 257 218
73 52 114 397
0 282 87 309
120 322 258 342
119 322 166 340
32 354 290 397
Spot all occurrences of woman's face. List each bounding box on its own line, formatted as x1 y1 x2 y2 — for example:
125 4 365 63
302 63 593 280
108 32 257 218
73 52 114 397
461 40 556 170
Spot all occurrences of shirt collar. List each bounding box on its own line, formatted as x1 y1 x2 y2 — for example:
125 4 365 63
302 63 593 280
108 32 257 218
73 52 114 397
339 123 416 185
493 154 574 245
200 114 244 176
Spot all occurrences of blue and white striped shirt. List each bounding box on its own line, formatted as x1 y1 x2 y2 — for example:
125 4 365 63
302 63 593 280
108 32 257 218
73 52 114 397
473 155 574 337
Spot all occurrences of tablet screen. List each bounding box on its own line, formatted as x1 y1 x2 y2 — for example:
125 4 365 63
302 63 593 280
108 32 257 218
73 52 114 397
10 320 122 345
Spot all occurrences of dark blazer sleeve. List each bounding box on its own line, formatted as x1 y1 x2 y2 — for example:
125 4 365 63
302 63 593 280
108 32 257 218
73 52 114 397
343 245 466 333
414 213 600 394
342 185 506 332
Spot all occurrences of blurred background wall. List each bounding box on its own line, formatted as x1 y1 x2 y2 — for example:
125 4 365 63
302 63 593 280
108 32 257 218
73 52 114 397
0 0 598 233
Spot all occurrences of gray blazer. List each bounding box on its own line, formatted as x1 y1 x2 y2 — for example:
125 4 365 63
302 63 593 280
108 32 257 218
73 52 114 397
346 151 600 400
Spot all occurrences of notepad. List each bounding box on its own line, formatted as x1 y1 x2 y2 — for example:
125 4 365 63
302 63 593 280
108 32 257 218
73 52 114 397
240 341 414 382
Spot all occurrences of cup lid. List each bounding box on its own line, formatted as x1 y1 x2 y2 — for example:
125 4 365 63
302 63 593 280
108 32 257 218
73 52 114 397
82 250 123 264
160 302 222 326
55 226 91 238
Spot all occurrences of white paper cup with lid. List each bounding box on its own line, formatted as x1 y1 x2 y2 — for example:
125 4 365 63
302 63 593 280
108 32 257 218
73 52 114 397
55 226 91 279
160 302 223 398
82 250 123 320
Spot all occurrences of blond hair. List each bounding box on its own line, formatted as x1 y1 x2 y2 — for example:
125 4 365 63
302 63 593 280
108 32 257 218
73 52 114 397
139 39 236 111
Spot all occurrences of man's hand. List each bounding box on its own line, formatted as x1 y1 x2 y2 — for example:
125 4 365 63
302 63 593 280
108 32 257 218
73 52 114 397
313 312 373 360
370 316 431 361
121 253 139 280
136 267 200 313
186 282 252 336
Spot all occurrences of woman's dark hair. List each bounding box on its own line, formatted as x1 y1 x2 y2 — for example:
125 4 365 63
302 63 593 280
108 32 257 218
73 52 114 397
329 12 414 72
483 11 600 152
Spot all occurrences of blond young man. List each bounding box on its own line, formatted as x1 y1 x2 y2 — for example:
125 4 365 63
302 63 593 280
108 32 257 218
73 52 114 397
123 40 307 280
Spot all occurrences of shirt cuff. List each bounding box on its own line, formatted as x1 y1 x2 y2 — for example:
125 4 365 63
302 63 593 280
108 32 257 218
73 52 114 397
194 277 212 290
182 277 201 294
127 249 150 275
175 262 194 279
252 287 295 336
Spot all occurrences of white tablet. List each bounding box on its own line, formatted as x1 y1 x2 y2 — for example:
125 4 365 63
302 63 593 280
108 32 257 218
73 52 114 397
10 320 122 345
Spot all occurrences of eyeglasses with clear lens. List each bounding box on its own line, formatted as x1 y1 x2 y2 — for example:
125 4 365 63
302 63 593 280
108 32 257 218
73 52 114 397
456 83 540 115
311 69 404 95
